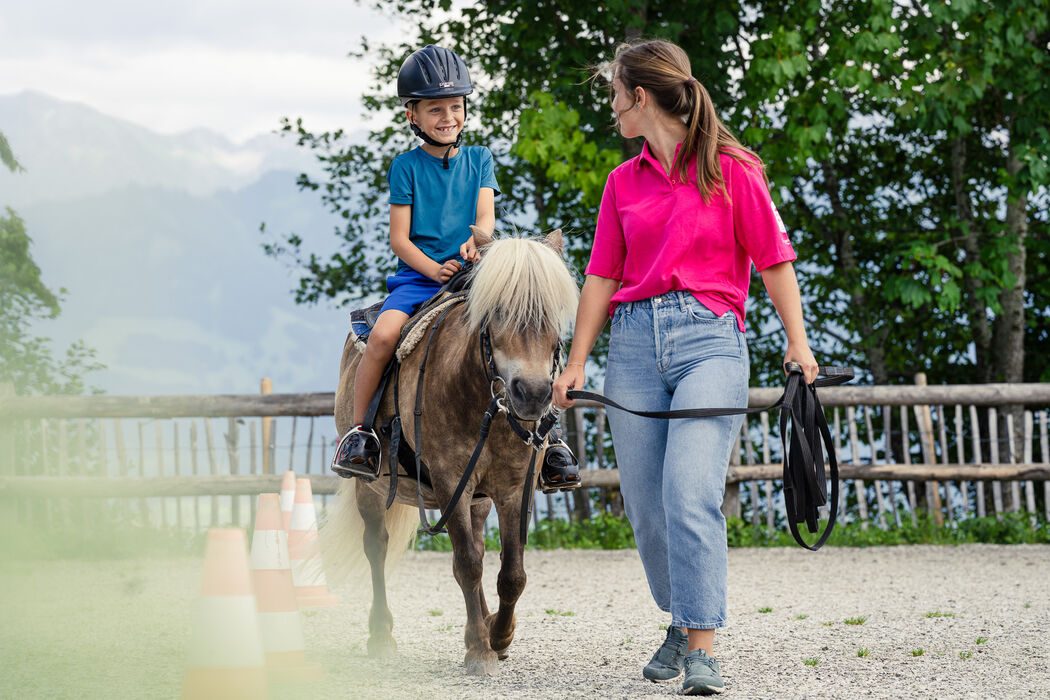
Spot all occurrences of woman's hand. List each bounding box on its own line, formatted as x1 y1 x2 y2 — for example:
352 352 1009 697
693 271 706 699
783 343 819 385
553 362 586 409
434 259 462 283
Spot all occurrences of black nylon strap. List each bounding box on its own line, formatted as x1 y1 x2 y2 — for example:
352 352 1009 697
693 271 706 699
566 365 852 551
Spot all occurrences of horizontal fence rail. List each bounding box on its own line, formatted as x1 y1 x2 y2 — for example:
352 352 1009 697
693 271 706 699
2 381 1048 533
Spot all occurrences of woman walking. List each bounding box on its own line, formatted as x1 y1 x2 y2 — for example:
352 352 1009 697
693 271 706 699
552 40 818 695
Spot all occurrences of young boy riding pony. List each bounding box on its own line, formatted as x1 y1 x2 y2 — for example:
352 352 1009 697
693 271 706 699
332 44 579 492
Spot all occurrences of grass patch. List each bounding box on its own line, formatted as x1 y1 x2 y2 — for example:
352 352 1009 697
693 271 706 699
545 609 575 617
803 657 819 666
844 616 867 626
822 621 834 626
975 637 988 644
857 648 870 657
911 648 925 656
796 614 808 620
959 651 972 659
758 607 773 613
417 510 1049 551
427 609 443 617
925 611 955 618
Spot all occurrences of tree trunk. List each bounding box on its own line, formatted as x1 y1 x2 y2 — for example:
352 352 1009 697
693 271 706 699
953 136 993 383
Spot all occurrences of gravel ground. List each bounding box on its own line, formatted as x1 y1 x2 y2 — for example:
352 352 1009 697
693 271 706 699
2 545 1048 698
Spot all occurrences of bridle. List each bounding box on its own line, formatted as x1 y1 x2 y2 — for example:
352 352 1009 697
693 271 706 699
386 295 560 543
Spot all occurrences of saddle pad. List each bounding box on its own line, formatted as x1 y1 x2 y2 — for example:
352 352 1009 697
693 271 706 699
396 293 464 361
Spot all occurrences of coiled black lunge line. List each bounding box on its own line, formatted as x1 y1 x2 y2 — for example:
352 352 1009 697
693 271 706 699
567 363 854 551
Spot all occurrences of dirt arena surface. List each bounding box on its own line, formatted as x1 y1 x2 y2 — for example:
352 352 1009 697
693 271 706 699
2 545 1047 698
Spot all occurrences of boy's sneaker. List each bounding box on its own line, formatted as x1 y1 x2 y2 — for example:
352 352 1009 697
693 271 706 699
642 625 687 682
331 426 381 480
539 440 581 493
682 649 725 695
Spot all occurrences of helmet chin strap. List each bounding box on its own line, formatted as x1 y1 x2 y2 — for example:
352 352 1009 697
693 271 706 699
409 122 461 169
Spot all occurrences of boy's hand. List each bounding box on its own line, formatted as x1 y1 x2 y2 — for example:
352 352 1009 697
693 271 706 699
460 236 480 263
435 259 462 283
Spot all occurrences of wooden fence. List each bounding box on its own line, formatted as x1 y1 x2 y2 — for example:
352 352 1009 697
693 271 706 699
1 379 1049 533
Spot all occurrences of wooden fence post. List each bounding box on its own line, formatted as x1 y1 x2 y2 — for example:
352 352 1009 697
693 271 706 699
913 373 944 526
261 378 273 475
969 405 986 517
571 407 591 521
225 418 240 527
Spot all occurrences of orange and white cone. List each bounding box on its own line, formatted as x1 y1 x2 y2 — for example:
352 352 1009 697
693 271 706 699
182 528 267 700
250 494 323 682
279 471 297 531
288 478 339 607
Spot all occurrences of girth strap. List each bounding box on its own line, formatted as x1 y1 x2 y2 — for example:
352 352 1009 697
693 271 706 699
567 364 852 551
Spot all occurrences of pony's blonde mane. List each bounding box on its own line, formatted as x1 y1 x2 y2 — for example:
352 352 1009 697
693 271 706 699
465 237 579 336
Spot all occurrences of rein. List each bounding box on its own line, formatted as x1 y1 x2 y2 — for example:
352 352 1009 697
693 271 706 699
567 364 853 551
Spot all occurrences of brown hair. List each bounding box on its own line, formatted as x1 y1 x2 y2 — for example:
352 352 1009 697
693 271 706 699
606 40 763 200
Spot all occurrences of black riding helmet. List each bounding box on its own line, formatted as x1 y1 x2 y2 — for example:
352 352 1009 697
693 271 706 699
397 44 473 168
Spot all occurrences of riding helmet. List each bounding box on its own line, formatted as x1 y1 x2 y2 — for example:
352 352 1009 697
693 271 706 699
397 44 473 106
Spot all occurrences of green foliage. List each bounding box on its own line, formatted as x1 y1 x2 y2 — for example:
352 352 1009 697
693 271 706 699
416 510 1046 551
803 657 819 666
272 2 1049 387
844 616 867 626
857 648 871 657
0 131 102 396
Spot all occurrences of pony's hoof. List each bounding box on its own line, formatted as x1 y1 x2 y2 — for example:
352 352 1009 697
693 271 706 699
486 611 515 656
464 650 498 676
367 636 397 658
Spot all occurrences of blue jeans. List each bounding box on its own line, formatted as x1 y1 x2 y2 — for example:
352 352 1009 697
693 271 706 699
605 292 749 630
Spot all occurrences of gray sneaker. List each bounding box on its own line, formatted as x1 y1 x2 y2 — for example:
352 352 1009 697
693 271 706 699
682 648 725 695
642 625 687 682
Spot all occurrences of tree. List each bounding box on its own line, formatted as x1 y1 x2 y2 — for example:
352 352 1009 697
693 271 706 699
0 132 101 395
740 0 1050 385
269 0 1048 389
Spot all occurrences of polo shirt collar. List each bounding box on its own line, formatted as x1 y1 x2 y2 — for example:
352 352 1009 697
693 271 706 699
639 140 685 178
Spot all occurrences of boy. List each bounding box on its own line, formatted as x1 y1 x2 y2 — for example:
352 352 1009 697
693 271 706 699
333 45 578 493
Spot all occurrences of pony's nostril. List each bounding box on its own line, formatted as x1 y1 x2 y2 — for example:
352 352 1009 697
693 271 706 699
509 378 527 404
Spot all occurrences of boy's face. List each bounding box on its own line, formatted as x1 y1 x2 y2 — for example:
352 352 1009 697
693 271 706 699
407 97 465 145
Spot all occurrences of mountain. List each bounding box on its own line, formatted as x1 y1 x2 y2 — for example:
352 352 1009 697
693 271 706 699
0 91 321 207
2 91 370 396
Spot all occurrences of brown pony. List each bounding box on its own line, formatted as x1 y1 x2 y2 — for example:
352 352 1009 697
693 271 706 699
324 229 578 675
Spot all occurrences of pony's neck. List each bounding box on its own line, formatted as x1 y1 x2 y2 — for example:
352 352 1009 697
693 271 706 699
429 306 490 404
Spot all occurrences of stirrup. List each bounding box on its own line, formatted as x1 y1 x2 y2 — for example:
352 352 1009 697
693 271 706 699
539 440 581 494
331 426 382 481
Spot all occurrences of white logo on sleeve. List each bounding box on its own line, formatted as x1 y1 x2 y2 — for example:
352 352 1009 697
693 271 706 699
771 201 789 242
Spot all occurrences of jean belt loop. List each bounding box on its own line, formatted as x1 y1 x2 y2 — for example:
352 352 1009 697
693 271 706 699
677 292 688 313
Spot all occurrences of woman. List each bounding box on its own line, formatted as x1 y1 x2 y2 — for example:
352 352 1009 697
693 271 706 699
552 40 818 696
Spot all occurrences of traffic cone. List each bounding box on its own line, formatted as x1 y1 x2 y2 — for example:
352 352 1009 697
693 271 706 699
279 470 297 531
250 494 323 682
182 528 268 699
288 478 339 607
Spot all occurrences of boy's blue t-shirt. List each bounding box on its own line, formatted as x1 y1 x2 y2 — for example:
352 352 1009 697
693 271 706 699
387 145 501 273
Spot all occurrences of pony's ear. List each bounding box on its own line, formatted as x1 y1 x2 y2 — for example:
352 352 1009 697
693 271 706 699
469 225 493 249
543 229 564 256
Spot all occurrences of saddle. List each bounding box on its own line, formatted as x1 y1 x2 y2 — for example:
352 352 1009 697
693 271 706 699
346 266 477 496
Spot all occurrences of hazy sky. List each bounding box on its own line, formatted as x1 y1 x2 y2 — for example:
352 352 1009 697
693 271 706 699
0 0 402 142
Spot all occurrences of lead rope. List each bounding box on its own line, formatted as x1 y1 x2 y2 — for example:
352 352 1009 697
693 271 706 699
567 364 853 550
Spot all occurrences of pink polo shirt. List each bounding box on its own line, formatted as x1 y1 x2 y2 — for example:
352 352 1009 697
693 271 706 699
585 142 796 332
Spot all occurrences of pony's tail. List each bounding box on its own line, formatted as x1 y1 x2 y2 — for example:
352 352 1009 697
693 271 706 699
318 479 419 586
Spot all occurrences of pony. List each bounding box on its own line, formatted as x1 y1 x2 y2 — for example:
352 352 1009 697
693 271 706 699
324 228 579 675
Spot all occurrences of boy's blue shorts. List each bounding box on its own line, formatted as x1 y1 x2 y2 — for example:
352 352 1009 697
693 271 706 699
380 268 442 316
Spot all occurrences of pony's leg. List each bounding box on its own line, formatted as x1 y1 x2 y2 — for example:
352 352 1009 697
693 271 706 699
445 503 498 675
357 484 397 657
487 496 527 656
470 499 493 622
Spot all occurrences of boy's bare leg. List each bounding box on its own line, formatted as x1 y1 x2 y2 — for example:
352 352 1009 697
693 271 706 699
353 310 410 425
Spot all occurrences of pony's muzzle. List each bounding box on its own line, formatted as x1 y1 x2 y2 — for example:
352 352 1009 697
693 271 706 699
507 377 552 420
